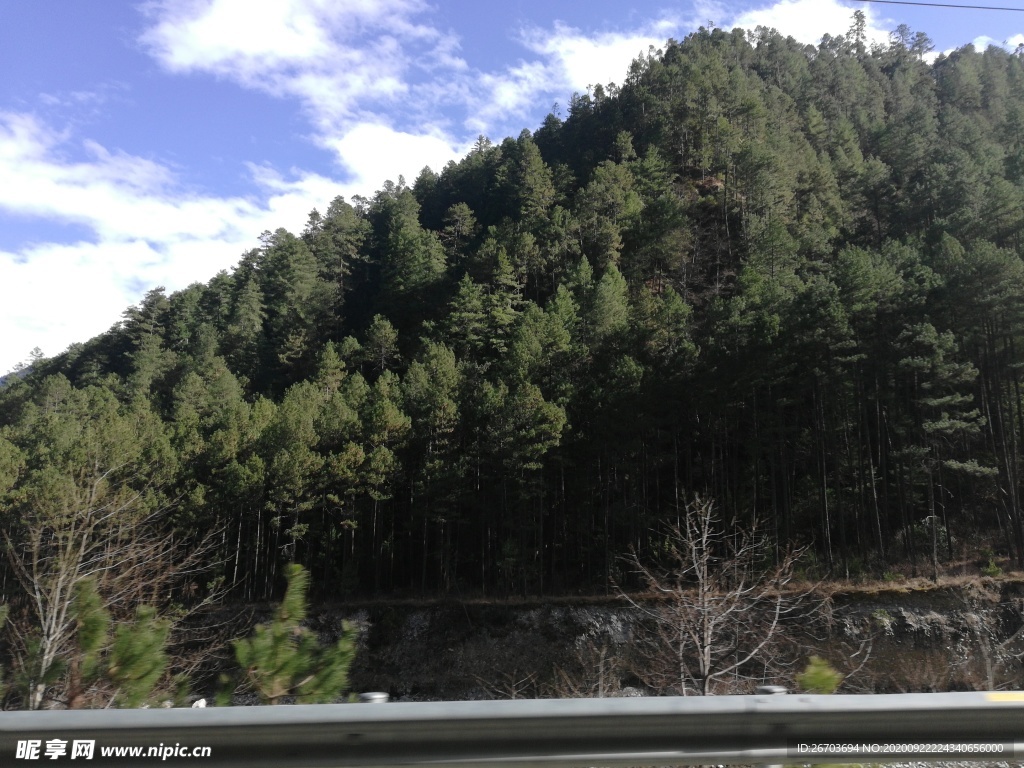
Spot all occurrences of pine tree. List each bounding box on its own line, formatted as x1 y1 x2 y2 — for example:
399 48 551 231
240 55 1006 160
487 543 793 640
106 607 171 709
232 564 355 704
369 185 447 324
575 160 642 270
61 578 174 709
589 264 630 343
440 202 478 264
225 275 265 386
797 656 843 694
71 579 109 701
363 315 401 375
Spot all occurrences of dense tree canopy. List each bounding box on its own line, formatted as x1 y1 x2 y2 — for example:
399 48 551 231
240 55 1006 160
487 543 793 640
4 23 1024 600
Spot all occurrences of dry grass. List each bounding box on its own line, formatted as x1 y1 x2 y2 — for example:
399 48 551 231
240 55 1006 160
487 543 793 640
821 570 1024 600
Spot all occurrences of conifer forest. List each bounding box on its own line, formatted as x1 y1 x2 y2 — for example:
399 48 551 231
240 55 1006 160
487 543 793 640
3 22 1024 615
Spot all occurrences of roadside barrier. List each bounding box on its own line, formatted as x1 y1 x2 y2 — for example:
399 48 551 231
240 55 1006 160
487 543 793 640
2 691 1023 766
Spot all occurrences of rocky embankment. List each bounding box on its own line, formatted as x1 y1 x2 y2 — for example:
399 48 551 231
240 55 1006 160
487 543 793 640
305 578 1024 701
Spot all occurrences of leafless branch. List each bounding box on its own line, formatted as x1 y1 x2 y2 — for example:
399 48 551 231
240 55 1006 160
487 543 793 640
620 495 820 695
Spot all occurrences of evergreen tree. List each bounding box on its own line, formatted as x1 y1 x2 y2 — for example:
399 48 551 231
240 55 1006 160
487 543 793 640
106 607 171 709
231 564 355 704
369 183 447 325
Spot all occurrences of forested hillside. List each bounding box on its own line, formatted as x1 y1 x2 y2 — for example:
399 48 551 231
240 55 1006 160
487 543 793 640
3 21 1024 602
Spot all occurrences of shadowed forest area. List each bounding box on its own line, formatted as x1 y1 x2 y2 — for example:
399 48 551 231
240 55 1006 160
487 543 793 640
2 17 1024 638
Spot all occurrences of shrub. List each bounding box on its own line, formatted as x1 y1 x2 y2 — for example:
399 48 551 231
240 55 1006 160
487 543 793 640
796 656 843 694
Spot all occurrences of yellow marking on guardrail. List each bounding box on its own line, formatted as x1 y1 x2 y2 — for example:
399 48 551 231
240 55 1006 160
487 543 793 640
985 692 1024 701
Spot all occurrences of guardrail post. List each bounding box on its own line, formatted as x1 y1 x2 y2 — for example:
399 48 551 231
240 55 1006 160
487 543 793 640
756 685 787 767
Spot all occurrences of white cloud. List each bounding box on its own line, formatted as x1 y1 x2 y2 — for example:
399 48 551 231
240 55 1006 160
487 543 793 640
971 33 1024 51
972 35 1002 50
467 61 557 133
139 1 685 150
0 112 249 244
140 0 427 75
0 111 347 373
140 0 448 134
138 0 472 214
323 123 468 188
142 0 340 69
927 32 1024 63
459 18 683 133
727 0 890 47
1 240 167 369
520 20 675 92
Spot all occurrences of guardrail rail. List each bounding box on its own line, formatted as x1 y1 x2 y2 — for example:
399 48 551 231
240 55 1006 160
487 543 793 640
2 691 1023 766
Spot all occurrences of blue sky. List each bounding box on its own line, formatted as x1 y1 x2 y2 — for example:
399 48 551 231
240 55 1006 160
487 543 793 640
2 0 1023 374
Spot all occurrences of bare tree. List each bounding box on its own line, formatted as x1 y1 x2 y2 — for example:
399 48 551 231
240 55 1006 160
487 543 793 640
548 643 626 699
622 495 809 695
3 477 216 709
1 380 218 709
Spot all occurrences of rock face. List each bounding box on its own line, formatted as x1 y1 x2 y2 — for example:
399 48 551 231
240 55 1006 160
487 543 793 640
342 601 644 701
329 580 1024 700
823 580 1024 693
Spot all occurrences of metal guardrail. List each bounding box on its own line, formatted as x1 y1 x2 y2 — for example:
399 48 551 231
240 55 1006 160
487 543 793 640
1 691 1023 767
